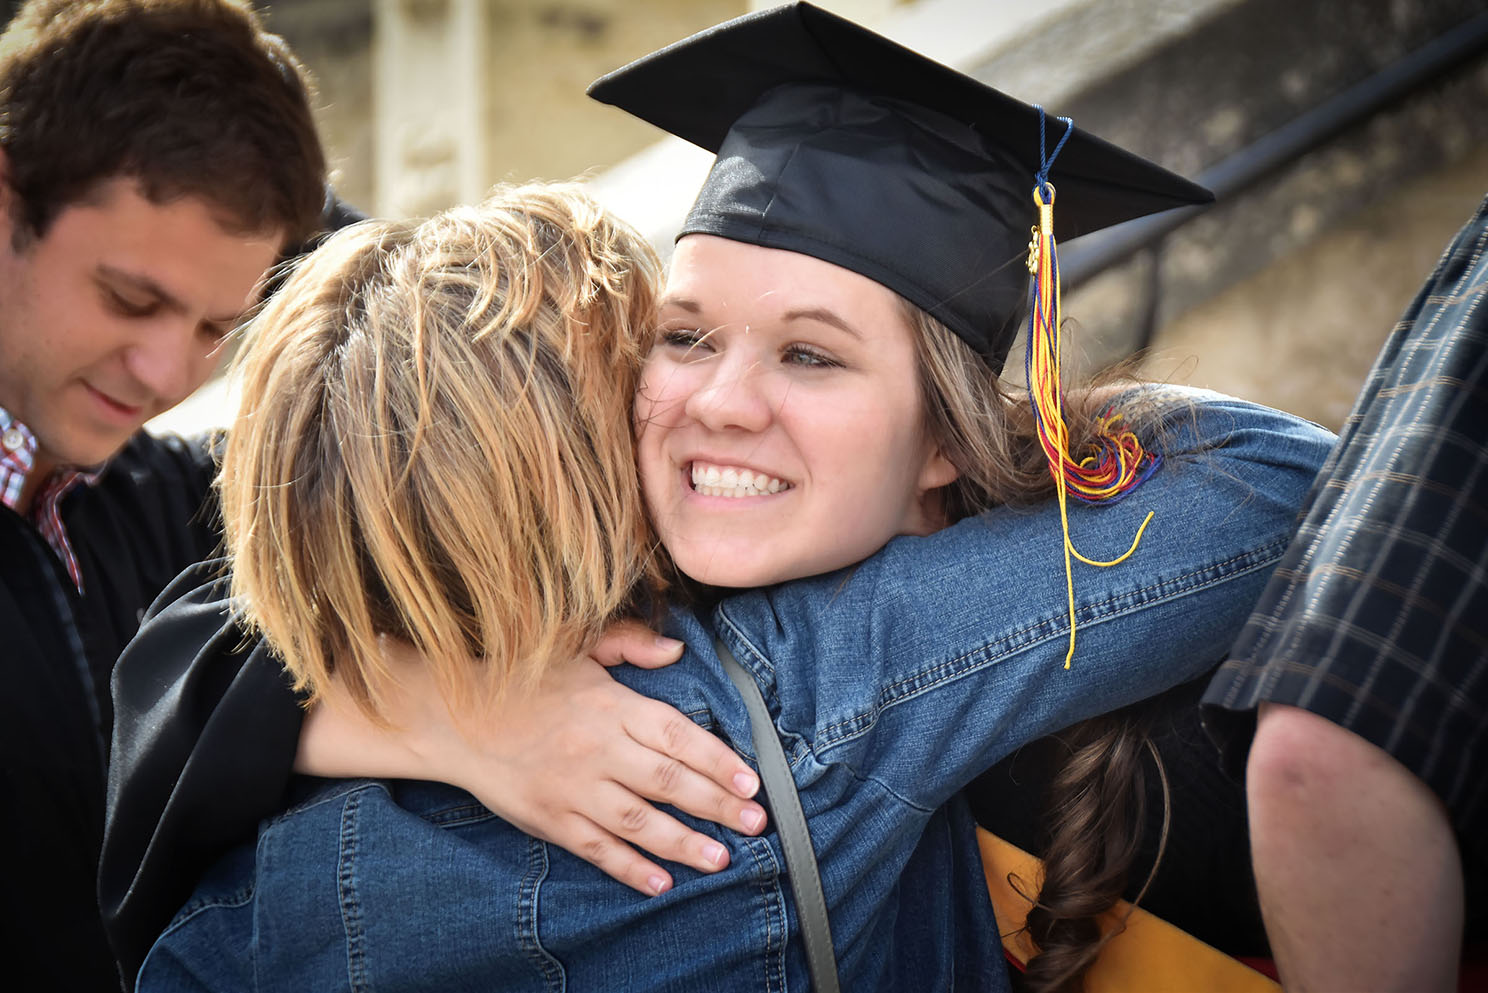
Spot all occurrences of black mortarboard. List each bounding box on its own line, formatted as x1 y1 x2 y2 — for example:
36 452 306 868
588 1 1213 369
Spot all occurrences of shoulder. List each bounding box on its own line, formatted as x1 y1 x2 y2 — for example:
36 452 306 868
99 430 217 495
1122 385 1336 460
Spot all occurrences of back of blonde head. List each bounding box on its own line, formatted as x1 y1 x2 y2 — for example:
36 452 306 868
220 183 663 720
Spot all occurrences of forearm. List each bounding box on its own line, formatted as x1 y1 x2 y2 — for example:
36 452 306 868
759 393 1337 808
295 642 473 783
1247 704 1463 993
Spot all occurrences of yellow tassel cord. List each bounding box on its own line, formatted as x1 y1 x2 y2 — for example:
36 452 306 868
1024 183 1159 668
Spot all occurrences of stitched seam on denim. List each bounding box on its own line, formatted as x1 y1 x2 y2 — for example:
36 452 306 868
272 778 391 825
517 838 565 989
337 789 370 993
718 537 1287 764
823 757 937 815
159 878 256 929
817 536 1290 752
422 801 500 827
138 882 258 990
166 820 271 922
741 835 787 993
711 619 780 706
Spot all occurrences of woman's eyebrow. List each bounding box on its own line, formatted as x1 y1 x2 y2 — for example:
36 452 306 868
783 307 862 340
658 295 703 314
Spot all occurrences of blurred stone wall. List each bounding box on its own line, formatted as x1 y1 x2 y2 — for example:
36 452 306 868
261 0 377 211
262 0 742 216
146 0 1487 432
975 0 1488 428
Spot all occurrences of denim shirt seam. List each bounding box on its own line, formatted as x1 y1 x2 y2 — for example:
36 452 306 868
732 535 1291 762
281 780 506 832
140 881 259 989
711 613 799 760
711 613 994 815
829 756 938 814
822 535 1289 751
160 874 257 929
274 777 387 825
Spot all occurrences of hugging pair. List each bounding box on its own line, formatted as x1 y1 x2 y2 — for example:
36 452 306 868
110 5 1334 991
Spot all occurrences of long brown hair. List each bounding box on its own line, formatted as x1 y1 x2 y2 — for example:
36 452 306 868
909 301 1173 993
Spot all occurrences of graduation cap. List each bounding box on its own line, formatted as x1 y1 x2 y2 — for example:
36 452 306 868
588 1 1213 370
592 2 1207 670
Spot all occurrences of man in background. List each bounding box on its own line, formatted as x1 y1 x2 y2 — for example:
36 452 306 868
1206 194 1488 992
0 0 326 985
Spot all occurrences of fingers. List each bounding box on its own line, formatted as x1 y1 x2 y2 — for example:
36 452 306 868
589 618 684 669
528 811 677 897
583 780 739 878
612 702 767 836
517 782 739 895
632 701 761 797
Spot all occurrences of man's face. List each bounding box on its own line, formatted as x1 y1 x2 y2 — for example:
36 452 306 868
0 174 283 473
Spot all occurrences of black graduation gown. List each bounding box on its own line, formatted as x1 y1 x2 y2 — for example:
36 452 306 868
100 562 303 987
0 432 217 992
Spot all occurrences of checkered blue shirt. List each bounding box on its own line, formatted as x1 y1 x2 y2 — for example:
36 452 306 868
1205 193 1488 854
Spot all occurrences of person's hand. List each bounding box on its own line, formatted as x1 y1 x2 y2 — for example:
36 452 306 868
296 620 767 895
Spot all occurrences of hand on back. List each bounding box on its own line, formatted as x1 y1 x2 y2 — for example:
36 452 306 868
296 618 766 895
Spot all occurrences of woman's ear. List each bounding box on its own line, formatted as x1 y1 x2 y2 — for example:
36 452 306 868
917 445 960 493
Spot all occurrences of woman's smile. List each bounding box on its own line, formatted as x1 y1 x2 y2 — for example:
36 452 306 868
636 235 956 589
687 460 793 499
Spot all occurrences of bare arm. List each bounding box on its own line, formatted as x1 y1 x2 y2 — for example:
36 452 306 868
1246 703 1463 992
296 619 766 896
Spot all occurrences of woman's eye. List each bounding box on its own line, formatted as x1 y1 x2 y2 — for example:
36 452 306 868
783 344 839 369
659 328 713 357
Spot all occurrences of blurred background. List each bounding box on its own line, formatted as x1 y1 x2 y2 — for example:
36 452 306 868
102 0 1487 434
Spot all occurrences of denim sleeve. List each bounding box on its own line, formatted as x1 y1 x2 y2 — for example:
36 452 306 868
715 390 1335 813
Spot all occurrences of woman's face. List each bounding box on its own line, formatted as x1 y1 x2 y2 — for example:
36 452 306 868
635 235 957 589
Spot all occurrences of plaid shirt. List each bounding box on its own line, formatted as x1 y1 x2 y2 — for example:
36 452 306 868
1204 193 1488 854
0 407 101 591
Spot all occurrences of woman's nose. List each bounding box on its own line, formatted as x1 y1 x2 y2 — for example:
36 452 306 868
683 352 775 433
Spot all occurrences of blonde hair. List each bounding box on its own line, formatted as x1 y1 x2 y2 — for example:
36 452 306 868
219 182 664 721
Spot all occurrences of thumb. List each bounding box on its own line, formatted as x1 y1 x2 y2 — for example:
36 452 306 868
590 617 685 669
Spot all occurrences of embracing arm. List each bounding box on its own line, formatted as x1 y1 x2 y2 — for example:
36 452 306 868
104 563 764 986
296 623 766 893
726 391 1339 811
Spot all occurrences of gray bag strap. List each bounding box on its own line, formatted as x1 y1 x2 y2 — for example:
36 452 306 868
714 636 840 993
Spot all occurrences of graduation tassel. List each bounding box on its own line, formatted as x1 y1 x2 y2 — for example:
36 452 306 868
1024 111 1160 669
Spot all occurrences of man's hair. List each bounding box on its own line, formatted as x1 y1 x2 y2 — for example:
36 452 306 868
0 0 326 244
220 183 664 720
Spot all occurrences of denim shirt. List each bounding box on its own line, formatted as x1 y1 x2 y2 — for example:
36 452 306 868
139 393 1334 992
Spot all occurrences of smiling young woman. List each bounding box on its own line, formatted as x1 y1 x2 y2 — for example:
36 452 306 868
637 235 956 590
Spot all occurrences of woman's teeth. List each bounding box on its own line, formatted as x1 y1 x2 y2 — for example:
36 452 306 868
691 463 790 498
